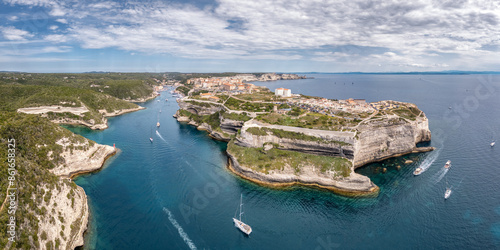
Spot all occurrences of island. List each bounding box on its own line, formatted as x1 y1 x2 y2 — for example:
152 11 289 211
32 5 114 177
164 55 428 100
174 77 433 196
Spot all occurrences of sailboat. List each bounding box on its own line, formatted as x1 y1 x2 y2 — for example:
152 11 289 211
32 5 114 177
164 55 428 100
233 194 252 235
149 127 153 143
491 140 495 147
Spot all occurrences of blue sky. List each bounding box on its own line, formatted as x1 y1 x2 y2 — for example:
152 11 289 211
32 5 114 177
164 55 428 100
0 0 499 73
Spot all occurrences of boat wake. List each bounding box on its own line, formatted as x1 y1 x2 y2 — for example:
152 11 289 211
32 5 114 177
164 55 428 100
156 130 167 143
434 168 449 184
417 149 441 174
163 207 197 250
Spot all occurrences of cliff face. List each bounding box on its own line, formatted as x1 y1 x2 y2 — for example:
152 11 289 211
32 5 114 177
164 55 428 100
227 151 378 196
41 138 117 249
353 116 432 167
36 180 89 250
177 99 224 116
236 120 355 159
236 117 431 169
220 118 245 134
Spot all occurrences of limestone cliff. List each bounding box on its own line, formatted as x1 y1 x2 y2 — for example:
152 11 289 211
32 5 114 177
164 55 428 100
227 151 378 196
175 98 433 196
177 99 224 116
41 138 116 249
235 114 432 169
353 114 432 167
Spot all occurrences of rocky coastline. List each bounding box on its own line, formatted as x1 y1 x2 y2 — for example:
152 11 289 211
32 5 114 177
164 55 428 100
227 151 379 196
174 98 433 197
35 138 118 249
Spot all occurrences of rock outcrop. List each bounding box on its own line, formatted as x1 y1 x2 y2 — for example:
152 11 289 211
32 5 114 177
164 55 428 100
37 139 116 249
50 138 117 177
227 151 378 196
177 99 225 116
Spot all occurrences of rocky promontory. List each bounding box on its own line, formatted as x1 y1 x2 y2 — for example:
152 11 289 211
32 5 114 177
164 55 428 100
175 94 433 197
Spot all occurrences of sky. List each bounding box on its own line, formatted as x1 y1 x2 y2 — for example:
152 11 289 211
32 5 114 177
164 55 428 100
0 0 499 73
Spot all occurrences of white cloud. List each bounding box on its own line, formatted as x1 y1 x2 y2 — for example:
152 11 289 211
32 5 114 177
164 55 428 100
44 34 67 43
55 18 68 24
89 1 118 9
49 25 58 30
49 5 66 16
0 26 34 40
7 16 18 21
2 0 500 71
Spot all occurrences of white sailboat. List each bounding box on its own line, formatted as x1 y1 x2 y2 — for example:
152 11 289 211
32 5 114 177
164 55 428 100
491 140 495 147
233 194 252 235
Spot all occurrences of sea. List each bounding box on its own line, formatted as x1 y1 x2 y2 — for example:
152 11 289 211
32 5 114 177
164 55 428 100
67 74 500 249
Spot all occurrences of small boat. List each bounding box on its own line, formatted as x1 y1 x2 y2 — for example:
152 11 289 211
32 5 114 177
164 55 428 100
233 194 252 235
444 178 452 199
165 98 168 102
157 122 160 127
444 160 451 169
444 187 452 199
150 128 154 143
413 167 423 176
491 141 496 147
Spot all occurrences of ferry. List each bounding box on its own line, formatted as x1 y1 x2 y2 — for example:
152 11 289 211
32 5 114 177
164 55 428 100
444 160 451 169
413 167 423 176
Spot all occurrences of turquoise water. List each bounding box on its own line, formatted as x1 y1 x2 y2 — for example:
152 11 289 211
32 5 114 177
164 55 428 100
71 74 500 249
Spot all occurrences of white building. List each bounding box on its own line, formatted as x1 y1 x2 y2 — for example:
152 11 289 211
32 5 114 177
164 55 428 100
275 87 291 97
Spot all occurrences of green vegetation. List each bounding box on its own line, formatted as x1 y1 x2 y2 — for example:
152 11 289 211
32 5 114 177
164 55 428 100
236 90 284 102
227 141 351 177
176 86 191 96
178 110 222 132
224 97 274 112
0 72 157 100
256 111 359 131
221 112 251 122
185 100 218 108
0 112 86 248
391 106 420 121
245 127 351 146
0 85 138 126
